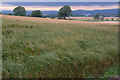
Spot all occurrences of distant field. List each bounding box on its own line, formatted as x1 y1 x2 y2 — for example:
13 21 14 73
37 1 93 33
2 15 118 78
3 15 118 25
70 17 118 21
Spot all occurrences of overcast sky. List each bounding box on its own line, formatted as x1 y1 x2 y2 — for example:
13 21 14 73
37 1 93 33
0 2 118 11
1 0 119 2
0 0 118 11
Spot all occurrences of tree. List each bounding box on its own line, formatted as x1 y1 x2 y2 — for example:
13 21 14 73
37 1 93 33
58 5 72 19
31 10 42 17
0 12 1 14
13 6 26 16
94 14 102 20
8 13 12 15
27 15 31 17
101 17 104 21
111 18 114 21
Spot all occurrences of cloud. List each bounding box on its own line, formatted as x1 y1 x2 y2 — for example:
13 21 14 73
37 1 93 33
0 3 118 11
71 5 118 10
1 0 119 2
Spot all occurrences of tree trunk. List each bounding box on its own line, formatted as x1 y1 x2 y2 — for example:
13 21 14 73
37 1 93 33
64 17 66 19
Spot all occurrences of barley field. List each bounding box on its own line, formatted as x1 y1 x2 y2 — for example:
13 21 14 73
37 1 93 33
2 15 118 78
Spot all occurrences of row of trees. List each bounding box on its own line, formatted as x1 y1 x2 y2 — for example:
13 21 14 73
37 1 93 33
13 6 42 17
13 5 72 19
8 6 105 20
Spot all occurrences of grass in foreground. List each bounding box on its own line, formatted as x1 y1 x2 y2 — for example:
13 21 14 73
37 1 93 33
2 16 118 78
102 64 118 78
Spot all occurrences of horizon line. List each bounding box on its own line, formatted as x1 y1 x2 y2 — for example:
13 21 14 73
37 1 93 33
2 8 118 11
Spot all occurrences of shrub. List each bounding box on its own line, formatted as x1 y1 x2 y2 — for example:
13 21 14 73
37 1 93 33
111 18 114 21
42 16 47 18
27 15 31 17
106 19 109 21
116 19 120 21
58 17 61 19
69 18 76 20
51 17 55 19
31 10 42 17
8 13 12 15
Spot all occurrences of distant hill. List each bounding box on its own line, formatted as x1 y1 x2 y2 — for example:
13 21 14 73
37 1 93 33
72 9 118 17
2 9 118 17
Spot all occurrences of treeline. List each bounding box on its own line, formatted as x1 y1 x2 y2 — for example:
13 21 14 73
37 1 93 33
5 5 72 19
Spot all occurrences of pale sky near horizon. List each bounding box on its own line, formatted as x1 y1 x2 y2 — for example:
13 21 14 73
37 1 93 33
1 0 119 2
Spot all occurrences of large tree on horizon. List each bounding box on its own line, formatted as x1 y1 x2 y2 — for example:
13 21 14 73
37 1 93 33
58 5 72 19
13 6 26 16
31 10 42 17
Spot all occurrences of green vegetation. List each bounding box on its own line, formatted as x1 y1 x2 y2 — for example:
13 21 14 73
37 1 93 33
50 17 56 19
58 5 72 19
2 17 118 78
27 15 31 17
42 16 47 18
31 10 42 17
8 13 12 15
94 14 104 20
102 64 118 78
71 19 118 22
111 18 114 21
77 20 104 22
13 6 26 16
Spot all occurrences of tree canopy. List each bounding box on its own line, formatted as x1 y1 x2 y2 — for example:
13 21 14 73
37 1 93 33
58 5 72 19
94 14 103 20
8 13 12 15
13 6 26 16
31 10 42 17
